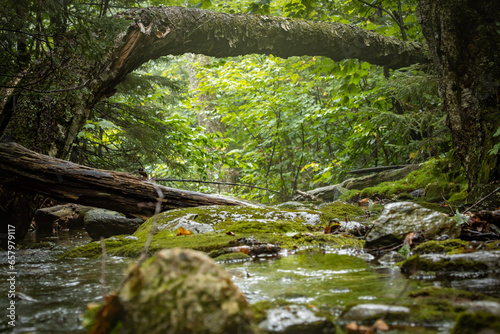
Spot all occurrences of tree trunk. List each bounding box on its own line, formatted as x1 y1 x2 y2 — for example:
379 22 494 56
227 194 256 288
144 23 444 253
0 142 247 215
0 142 248 248
418 0 500 191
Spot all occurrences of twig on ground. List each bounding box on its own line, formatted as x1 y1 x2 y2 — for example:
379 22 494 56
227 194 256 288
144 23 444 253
100 237 107 300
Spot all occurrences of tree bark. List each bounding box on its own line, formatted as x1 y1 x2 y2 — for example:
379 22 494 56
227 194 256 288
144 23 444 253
418 0 500 190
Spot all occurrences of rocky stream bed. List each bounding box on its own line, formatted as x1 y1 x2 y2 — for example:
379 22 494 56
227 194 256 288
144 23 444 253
2 197 500 334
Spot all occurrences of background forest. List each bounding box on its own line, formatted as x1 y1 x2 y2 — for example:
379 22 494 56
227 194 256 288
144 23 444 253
2 0 455 203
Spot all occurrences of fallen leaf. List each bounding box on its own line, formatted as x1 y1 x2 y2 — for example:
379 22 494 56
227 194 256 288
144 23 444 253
177 227 192 236
373 319 389 331
359 198 370 206
346 322 358 331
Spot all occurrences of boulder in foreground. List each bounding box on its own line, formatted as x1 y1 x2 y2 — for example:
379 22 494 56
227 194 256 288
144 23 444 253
118 248 259 334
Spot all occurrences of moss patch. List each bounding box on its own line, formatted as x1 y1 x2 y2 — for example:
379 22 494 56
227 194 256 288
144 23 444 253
413 239 470 254
404 286 496 325
217 219 308 234
400 254 489 274
340 158 467 204
317 201 365 223
451 311 500 334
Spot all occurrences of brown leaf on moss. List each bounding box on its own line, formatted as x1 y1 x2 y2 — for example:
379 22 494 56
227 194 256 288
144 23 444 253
176 227 193 236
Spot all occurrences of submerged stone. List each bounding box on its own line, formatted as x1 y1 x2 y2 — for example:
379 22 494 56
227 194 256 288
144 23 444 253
365 202 461 249
119 248 259 334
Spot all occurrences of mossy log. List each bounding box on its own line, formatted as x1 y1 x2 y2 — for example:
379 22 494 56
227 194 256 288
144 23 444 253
0 142 247 219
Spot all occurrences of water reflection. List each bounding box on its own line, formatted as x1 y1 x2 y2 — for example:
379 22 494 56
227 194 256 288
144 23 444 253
221 251 417 309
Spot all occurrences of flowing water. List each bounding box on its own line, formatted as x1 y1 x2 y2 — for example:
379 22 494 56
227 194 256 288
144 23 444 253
1 230 498 333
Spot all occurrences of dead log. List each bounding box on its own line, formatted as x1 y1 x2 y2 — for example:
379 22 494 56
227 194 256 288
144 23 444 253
0 143 248 219
348 165 411 175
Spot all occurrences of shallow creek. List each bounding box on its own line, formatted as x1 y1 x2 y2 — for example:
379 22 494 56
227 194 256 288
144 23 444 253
1 230 499 333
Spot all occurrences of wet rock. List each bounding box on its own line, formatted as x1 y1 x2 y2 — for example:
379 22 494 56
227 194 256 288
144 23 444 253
84 208 144 240
34 204 93 232
365 202 461 249
460 301 500 316
293 185 347 202
259 305 335 334
401 251 500 277
341 303 410 322
378 251 406 265
409 188 425 198
158 213 214 234
341 164 421 190
276 201 315 210
119 248 259 334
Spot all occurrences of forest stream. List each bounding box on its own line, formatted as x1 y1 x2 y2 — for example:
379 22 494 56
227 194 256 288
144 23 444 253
2 227 500 334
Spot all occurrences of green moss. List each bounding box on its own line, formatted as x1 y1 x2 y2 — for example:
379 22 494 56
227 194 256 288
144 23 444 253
413 239 470 254
484 240 500 251
340 158 467 203
409 286 488 301
338 189 360 201
405 286 496 325
448 189 468 204
451 312 500 334
216 219 308 234
317 201 365 223
400 254 489 274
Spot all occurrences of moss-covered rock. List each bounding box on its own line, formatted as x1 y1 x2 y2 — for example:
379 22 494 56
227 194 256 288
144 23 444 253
365 202 461 249
317 201 366 223
117 248 260 334
400 251 500 276
413 239 470 254
451 311 500 334
63 205 363 258
339 158 467 204
405 286 499 328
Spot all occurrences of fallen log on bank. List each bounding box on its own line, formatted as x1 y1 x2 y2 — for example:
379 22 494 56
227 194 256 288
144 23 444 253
0 143 248 219
348 165 412 175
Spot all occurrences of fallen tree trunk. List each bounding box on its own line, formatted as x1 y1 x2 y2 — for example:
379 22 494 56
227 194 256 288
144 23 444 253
0 143 248 220
348 165 412 175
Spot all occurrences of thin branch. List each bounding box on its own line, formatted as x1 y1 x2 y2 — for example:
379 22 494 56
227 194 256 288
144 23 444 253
100 237 107 300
